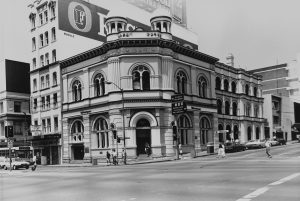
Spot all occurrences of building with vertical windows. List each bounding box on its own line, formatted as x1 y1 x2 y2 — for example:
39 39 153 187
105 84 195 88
0 59 30 146
215 55 265 143
60 12 219 163
27 0 198 164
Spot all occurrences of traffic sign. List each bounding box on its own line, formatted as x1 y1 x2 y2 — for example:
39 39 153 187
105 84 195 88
171 94 187 114
8 140 13 148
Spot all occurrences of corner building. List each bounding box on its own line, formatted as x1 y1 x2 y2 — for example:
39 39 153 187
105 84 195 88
61 14 219 163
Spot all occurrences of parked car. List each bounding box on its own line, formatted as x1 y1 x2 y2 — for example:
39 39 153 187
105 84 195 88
276 138 286 145
1 158 30 170
245 140 266 149
268 139 280 146
0 157 6 168
225 141 246 152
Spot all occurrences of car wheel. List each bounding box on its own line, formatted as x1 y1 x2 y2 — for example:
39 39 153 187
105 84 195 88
13 165 16 170
4 166 7 170
26 166 29 169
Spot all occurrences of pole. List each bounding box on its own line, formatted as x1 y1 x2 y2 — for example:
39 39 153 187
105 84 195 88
174 115 179 160
121 89 126 165
9 138 12 171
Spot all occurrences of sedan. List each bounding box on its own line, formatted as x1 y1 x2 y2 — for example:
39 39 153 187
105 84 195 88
2 158 30 170
245 140 266 149
268 139 280 146
225 142 246 152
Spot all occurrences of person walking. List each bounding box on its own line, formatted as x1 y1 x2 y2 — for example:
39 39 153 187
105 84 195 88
265 139 272 158
31 154 37 171
217 143 225 158
145 143 151 157
112 149 118 165
121 149 127 165
106 151 111 166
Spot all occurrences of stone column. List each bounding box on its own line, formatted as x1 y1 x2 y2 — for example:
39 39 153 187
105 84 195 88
62 117 70 163
81 111 92 163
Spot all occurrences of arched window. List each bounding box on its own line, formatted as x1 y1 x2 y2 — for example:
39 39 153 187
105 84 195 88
218 124 224 142
94 118 109 148
71 120 84 142
178 115 191 145
176 71 187 94
223 79 229 92
132 66 150 91
72 80 82 102
245 84 249 95
246 103 251 117
247 126 252 141
198 76 208 98
256 127 260 139
200 117 210 145
136 118 150 127
94 74 105 97
216 77 221 90
253 87 257 97
231 81 236 93
217 99 223 114
225 101 230 115
232 102 237 116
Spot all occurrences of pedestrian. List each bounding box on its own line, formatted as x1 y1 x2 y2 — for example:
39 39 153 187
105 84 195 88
121 149 127 165
31 154 37 171
179 143 183 159
112 149 118 165
265 139 272 158
217 143 225 158
145 143 151 157
106 150 111 165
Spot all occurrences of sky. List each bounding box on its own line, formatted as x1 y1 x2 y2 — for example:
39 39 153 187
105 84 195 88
1 0 300 70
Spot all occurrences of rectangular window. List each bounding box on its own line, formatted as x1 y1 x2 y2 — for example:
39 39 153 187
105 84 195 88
32 37 36 51
41 97 45 110
45 32 49 45
39 34 44 48
47 118 51 133
30 17 36 29
42 119 46 133
33 99 37 111
53 72 57 86
33 79 37 91
51 27 56 42
14 102 21 113
53 93 57 108
46 95 50 109
54 117 58 132
44 10 48 23
41 76 45 89
46 74 50 87
50 6 56 18
52 49 56 62
32 58 36 69
45 53 49 65
40 55 44 67
39 13 43 25
0 102 3 113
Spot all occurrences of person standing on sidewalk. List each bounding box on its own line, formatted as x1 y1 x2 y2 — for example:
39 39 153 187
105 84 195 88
217 143 226 158
106 151 111 166
265 139 272 158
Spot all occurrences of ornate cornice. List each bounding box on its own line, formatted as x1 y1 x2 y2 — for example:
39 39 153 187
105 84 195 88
60 38 219 69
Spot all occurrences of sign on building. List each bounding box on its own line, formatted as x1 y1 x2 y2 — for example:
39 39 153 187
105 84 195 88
171 94 186 114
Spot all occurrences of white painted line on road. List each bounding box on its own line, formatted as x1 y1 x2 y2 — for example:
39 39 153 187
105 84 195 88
243 187 270 199
236 172 300 201
269 173 300 186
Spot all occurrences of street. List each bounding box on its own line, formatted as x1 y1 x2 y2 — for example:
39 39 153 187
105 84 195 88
1 143 299 201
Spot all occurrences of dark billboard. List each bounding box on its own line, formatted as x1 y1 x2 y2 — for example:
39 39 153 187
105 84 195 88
58 0 109 42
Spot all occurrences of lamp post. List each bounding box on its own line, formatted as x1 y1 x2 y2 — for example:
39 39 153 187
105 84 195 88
105 80 126 165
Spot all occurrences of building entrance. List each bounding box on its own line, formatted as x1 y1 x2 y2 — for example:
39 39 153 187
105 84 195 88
72 145 84 160
136 118 151 156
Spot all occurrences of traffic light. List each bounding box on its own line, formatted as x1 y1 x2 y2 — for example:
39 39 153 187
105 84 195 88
117 137 121 143
113 130 117 139
171 121 177 141
5 126 14 138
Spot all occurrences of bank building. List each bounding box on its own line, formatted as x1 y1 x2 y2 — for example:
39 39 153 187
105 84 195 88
60 10 220 163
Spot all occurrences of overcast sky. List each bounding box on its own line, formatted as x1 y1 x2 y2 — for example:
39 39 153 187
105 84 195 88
1 0 300 70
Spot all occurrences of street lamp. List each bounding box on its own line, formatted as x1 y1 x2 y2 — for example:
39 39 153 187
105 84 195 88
104 80 126 165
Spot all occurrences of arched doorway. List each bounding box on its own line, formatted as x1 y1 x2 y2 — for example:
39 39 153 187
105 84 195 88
247 126 252 141
71 120 84 160
233 125 239 140
136 118 151 155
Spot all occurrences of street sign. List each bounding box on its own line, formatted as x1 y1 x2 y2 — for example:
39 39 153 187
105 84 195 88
8 140 13 148
171 94 187 114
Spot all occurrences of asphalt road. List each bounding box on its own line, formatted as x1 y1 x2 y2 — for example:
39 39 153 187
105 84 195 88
1 143 299 201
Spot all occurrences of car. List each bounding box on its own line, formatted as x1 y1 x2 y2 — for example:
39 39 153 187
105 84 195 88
276 138 286 145
0 157 6 168
1 158 30 170
245 140 266 149
268 139 280 146
225 141 246 152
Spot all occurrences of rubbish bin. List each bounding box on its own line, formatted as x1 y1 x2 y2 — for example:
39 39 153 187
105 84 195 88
41 156 47 165
92 158 98 165
207 142 214 154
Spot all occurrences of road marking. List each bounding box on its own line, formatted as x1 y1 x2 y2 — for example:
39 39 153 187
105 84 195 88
236 172 300 201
